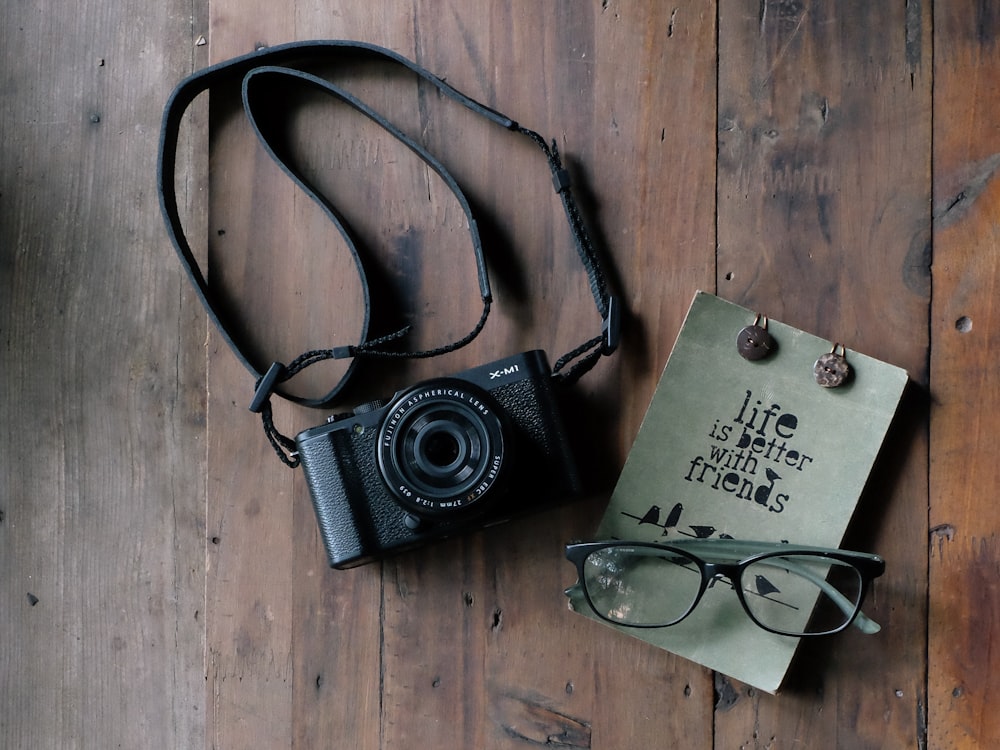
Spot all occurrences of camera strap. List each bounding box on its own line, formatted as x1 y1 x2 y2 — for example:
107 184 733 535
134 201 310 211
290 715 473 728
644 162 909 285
158 40 620 466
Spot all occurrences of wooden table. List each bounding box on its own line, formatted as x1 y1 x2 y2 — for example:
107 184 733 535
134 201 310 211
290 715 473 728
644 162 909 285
3 2 998 747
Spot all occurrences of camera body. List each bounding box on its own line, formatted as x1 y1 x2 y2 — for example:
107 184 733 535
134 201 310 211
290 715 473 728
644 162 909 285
296 350 581 568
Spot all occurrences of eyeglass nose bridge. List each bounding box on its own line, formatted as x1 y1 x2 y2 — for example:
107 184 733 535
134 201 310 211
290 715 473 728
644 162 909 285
701 560 742 583
699 560 777 629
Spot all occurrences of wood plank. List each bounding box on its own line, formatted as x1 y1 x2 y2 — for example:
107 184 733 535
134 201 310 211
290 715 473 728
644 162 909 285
377 6 718 747
929 4 1000 746
203 1 717 748
0 1 209 747
204 6 414 750
715 0 931 746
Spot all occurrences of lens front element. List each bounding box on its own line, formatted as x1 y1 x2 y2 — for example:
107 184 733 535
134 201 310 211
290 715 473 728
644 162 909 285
377 380 507 516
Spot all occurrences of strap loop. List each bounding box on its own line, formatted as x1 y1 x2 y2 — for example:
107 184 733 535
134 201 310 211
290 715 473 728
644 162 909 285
259 399 301 468
158 41 619 465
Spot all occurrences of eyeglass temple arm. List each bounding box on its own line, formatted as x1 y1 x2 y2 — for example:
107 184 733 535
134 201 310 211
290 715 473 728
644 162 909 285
670 541 881 634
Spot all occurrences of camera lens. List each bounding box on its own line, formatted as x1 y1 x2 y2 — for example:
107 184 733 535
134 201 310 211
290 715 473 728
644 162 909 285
418 426 464 470
377 379 508 517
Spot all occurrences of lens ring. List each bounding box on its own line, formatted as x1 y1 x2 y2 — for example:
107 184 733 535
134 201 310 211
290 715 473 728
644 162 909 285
412 420 469 476
400 402 486 488
376 379 507 516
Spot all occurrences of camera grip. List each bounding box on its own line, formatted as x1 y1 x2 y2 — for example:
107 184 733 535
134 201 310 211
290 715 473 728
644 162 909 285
493 376 583 499
297 434 370 568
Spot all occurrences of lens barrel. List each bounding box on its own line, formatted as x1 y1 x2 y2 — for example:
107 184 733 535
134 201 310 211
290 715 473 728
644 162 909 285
376 379 507 516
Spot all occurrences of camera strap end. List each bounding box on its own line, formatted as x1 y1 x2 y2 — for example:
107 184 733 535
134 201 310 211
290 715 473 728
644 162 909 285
602 295 621 354
249 361 288 413
332 345 355 360
552 168 572 194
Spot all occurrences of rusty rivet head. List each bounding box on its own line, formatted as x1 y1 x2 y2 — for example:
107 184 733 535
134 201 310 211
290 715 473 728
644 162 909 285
737 313 776 361
814 344 850 387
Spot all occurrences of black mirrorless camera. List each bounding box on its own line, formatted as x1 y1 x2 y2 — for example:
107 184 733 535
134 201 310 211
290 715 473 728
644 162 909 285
160 44 618 570
295 350 582 568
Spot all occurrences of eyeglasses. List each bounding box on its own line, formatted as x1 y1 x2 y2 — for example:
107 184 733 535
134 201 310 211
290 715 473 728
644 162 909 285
565 539 885 637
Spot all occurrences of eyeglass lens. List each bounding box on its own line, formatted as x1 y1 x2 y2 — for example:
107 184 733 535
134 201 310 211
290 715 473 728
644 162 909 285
741 554 862 635
582 546 864 636
583 546 702 627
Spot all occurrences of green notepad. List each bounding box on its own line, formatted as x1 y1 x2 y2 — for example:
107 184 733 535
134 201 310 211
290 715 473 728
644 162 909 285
568 291 908 693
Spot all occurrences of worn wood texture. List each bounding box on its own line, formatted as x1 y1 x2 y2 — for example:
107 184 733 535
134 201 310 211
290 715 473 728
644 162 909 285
0 0 209 748
4 0 1000 748
930 2 1000 747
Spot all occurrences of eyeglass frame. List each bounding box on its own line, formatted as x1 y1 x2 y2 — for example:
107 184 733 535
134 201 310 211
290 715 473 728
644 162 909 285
564 538 886 637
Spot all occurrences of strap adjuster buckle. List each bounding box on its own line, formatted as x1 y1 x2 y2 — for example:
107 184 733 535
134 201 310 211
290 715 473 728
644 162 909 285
249 361 287 413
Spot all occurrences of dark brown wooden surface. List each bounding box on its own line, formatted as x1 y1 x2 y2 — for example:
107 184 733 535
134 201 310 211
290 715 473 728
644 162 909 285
3 1 999 748
1 0 210 747
930 4 1000 748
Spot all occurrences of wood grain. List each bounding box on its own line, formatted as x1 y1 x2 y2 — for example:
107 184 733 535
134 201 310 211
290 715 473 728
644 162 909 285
0 0 209 747
930 2 1000 747
6 0 1000 747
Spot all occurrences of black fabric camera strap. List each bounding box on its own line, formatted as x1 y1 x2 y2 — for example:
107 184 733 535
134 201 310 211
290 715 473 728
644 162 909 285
158 40 619 466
